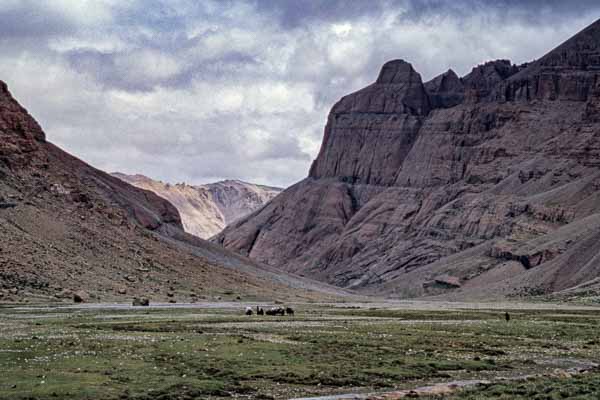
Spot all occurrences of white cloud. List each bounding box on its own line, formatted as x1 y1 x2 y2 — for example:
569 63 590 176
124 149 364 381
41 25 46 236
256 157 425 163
115 50 183 81
0 1 598 188
48 0 118 25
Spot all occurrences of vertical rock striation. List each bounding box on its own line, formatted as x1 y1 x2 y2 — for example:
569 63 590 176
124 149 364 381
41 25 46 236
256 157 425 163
309 60 429 186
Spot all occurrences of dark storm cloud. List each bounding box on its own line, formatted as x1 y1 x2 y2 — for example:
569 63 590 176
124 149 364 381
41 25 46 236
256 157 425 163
1 1 598 187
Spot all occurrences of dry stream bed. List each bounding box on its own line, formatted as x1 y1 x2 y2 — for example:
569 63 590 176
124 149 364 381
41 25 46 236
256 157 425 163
0 301 599 399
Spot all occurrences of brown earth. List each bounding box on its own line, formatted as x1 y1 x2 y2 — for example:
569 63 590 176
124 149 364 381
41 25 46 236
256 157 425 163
215 19 600 300
0 80 347 303
111 173 281 239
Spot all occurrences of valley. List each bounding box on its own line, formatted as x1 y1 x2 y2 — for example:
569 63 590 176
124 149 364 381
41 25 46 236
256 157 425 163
1 4 600 399
1 301 598 399
112 174 281 239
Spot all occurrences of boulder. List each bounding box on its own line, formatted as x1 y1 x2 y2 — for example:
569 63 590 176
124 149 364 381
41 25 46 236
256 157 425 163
132 297 150 306
73 291 89 303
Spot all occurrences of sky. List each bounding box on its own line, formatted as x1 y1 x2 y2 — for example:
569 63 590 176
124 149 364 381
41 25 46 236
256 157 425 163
1 1 599 188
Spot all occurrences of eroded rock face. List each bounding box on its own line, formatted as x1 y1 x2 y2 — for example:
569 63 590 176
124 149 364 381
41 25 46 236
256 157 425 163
216 19 600 299
308 60 429 186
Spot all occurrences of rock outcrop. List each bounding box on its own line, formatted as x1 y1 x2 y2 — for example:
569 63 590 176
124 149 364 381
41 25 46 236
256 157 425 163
309 59 429 186
0 81 343 303
112 173 281 239
216 19 600 299
424 69 465 109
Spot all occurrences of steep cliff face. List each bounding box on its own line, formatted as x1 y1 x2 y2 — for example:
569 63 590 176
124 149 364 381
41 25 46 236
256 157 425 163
216 19 600 299
0 81 46 169
309 60 429 186
0 82 341 303
112 173 281 239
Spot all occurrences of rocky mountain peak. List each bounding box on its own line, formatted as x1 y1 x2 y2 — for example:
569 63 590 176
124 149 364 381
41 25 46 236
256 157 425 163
217 18 600 299
424 68 465 108
462 59 519 100
308 58 430 185
0 80 45 143
537 17 600 68
375 59 421 85
113 173 282 238
493 19 600 102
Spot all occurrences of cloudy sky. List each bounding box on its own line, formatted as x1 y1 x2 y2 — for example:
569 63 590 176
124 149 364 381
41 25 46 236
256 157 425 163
1 1 599 187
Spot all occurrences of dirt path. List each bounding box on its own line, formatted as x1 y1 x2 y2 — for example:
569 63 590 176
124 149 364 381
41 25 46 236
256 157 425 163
11 298 600 312
323 300 600 311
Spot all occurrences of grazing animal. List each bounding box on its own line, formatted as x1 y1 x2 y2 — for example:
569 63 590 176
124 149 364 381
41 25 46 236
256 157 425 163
505 312 510 322
257 307 264 315
285 307 294 316
245 306 253 316
266 307 285 316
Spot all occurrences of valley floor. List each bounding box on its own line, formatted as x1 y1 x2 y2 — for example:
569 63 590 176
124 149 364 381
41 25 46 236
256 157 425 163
0 301 599 399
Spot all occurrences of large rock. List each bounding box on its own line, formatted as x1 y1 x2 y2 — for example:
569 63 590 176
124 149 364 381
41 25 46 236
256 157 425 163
132 297 150 306
73 291 90 303
216 18 600 299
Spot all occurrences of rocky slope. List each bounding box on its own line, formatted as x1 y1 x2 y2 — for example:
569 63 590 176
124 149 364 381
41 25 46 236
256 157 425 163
112 173 281 239
216 19 600 300
0 81 345 303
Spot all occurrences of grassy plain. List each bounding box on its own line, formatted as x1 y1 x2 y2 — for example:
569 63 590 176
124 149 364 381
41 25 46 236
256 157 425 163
0 302 598 399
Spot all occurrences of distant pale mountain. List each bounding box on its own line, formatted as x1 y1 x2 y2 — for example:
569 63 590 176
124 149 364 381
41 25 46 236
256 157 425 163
112 173 282 239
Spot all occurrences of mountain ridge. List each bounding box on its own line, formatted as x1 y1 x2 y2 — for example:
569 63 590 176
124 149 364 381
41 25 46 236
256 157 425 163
0 81 344 303
215 18 600 300
111 173 282 239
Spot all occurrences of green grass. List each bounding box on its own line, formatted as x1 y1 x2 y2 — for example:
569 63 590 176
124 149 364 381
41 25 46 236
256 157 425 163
0 304 599 399
423 370 600 399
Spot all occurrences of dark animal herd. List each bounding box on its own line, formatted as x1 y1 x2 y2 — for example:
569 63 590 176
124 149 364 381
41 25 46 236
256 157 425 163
245 306 294 316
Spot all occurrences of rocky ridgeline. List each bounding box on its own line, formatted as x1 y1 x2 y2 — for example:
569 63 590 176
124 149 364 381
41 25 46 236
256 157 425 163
0 79 336 303
216 19 600 299
0 81 45 169
112 174 281 239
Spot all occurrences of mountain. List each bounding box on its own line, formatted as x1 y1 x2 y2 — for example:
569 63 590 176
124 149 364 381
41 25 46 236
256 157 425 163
215 19 600 300
0 80 345 303
111 173 281 239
